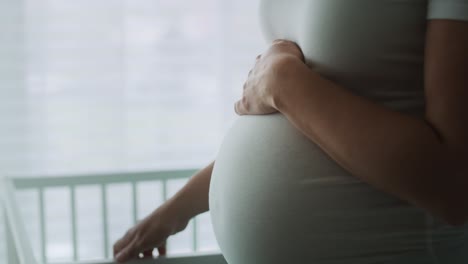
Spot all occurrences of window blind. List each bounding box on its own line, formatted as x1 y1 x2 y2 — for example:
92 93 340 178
0 0 266 177
0 0 266 261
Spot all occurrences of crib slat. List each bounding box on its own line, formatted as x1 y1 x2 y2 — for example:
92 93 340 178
132 182 138 225
162 180 167 201
38 188 47 264
193 217 198 252
70 186 78 261
162 180 168 253
101 184 109 259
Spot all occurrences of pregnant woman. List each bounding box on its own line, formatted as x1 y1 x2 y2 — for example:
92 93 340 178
113 0 468 263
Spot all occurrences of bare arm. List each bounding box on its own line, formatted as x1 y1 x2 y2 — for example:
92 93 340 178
168 160 215 223
113 160 215 262
270 20 468 226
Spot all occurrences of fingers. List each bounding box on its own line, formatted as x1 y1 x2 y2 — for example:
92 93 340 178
114 227 148 263
157 243 167 256
234 100 240 115
113 230 133 259
234 100 242 115
115 238 140 263
114 234 161 262
234 96 248 115
272 39 305 62
143 249 154 258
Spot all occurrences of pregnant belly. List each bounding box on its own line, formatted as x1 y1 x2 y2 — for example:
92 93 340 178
209 113 430 264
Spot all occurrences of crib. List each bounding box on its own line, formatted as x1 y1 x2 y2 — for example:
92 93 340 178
1 169 227 264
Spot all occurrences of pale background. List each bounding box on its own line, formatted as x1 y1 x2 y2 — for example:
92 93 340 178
0 0 266 262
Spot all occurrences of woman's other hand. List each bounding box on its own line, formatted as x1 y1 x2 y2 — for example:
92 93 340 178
113 201 190 263
234 39 305 116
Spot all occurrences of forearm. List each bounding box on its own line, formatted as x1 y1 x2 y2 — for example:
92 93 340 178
167 160 214 222
274 58 466 224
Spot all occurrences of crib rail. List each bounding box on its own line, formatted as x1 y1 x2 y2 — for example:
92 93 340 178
54 253 226 264
2 169 227 264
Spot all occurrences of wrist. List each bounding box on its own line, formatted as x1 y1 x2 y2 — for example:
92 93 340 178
161 194 193 233
270 55 307 111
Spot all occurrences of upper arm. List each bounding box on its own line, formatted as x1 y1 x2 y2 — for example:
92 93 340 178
424 19 468 164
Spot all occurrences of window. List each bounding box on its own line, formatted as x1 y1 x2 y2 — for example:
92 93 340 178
0 0 266 262
1 0 266 176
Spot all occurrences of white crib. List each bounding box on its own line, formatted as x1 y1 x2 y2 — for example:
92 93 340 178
1 170 227 264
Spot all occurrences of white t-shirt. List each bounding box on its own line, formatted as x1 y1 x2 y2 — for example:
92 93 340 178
257 0 468 118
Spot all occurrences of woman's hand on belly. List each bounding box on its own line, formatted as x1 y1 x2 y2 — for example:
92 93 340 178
234 39 305 116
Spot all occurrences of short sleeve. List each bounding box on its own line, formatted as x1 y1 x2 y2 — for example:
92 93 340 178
428 0 468 21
